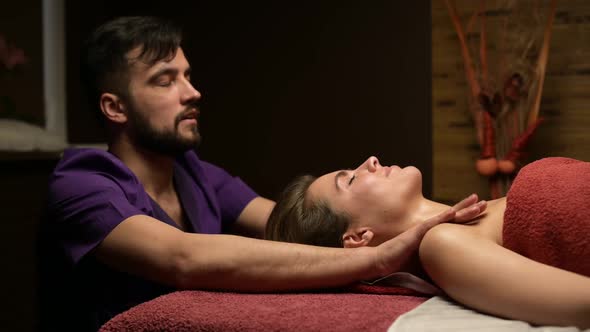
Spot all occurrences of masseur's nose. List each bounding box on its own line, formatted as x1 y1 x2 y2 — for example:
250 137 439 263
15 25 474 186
181 79 202 105
356 156 380 173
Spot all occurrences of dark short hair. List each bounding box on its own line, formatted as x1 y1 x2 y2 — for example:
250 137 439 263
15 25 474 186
265 175 351 248
81 16 183 117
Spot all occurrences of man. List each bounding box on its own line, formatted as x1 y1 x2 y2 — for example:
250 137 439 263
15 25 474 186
38 16 484 331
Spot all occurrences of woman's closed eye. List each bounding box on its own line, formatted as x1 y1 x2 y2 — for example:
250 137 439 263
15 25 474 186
348 175 356 185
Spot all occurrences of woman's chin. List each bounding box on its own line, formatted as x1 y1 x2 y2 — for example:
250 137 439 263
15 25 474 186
403 166 423 188
403 165 422 176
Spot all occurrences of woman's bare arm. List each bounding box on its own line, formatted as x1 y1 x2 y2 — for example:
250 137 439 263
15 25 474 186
419 224 590 329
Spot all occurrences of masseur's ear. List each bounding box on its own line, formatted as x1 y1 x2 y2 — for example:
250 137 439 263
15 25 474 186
342 228 374 248
100 92 128 124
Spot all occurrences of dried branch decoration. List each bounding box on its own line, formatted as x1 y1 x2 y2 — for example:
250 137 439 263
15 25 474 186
445 0 557 198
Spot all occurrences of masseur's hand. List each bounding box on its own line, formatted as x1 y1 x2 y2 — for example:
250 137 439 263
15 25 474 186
449 193 487 224
372 194 486 277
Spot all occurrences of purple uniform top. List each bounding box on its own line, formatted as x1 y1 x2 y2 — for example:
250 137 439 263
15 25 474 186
38 148 258 331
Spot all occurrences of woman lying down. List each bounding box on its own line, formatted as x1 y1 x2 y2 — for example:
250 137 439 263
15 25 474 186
265 156 590 329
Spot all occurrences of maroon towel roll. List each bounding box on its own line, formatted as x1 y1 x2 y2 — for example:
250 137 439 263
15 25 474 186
503 157 590 277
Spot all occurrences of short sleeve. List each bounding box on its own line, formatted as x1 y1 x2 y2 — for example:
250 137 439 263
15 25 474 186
193 158 258 224
45 149 150 265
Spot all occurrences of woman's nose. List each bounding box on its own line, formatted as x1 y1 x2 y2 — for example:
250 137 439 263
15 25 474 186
357 156 380 172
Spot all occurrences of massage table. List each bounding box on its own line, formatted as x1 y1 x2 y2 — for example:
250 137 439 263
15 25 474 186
99 284 426 331
99 284 589 331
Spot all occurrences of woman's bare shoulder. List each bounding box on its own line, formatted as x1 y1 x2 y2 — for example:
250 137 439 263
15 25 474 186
419 222 491 265
422 197 506 250
421 223 477 246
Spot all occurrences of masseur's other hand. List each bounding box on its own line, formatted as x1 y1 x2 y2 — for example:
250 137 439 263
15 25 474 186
450 193 487 223
372 193 486 276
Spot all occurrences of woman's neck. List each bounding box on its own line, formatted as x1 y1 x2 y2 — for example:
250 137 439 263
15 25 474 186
395 199 453 282
409 198 451 228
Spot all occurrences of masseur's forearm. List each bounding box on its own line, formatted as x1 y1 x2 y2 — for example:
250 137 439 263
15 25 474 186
98 201 475 293
97 215 381 292
173 207 461 291
174 233 377 291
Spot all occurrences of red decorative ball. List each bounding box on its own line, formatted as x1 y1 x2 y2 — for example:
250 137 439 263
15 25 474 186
476 158 498 176
498 159 517 174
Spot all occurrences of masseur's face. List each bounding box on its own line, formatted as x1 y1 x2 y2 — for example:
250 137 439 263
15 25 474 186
307 156 423 243
124 47 202 156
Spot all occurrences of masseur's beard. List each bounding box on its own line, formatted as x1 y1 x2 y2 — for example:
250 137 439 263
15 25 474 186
126 103 202 158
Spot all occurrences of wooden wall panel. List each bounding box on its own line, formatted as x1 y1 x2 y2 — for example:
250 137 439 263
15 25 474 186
432 0 590 203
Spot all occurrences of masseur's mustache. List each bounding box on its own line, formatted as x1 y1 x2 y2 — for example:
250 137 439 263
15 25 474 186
175 103 201 126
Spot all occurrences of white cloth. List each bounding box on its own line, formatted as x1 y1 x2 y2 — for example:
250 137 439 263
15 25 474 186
362 272 441 295
388 296 588 332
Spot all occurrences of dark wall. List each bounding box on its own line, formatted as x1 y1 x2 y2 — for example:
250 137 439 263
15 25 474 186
0 155 59 332
66 1 433 199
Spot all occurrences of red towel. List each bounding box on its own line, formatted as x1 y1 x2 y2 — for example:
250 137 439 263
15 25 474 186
100 287 426 332
503 157 590 277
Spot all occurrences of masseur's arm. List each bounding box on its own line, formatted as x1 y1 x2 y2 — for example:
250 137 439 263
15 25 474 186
93 194 484 292
420 224 590 329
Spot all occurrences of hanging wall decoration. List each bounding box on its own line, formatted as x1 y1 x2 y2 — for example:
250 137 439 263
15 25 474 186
445 0 557 198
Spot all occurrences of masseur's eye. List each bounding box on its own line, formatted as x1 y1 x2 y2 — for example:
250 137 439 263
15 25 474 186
348 175 356 185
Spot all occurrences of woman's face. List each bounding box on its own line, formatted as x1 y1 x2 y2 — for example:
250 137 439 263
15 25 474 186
307 156 423 242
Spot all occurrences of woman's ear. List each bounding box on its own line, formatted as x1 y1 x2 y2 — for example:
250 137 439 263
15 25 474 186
99 92 128 124
342 228 374 248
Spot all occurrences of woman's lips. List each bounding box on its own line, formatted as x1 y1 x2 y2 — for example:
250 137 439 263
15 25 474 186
386 165 402 176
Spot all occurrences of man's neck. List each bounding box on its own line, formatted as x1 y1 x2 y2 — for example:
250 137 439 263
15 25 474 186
109 138 176 198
